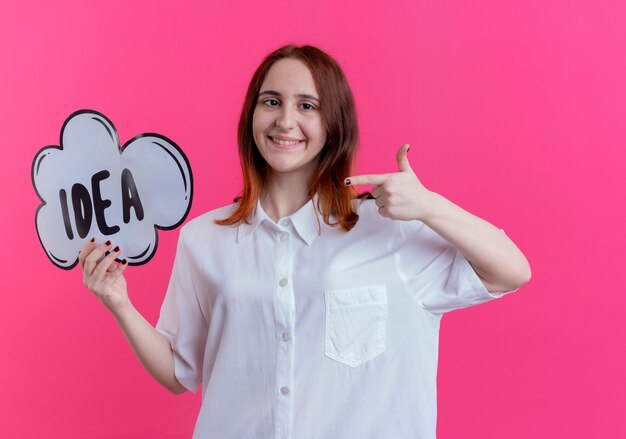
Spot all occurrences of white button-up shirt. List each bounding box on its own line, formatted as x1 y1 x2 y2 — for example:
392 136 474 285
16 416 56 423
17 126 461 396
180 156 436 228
156 194 516 438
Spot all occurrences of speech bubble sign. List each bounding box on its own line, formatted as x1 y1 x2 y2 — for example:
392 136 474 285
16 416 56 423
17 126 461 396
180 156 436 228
32 109 193 269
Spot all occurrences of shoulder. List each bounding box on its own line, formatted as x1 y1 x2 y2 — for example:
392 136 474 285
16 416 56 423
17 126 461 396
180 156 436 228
352 198 381 223
353 199 438 244
179 202 239 244
352 200 455 260
352 197 426 237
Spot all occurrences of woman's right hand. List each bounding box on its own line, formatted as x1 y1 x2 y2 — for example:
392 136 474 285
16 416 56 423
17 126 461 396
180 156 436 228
79 239 130 318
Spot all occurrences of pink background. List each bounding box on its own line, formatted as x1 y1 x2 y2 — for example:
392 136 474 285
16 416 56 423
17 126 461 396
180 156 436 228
1 1 624 437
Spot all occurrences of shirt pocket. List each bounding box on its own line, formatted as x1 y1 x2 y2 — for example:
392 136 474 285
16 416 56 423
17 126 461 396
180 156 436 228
324 285 388 367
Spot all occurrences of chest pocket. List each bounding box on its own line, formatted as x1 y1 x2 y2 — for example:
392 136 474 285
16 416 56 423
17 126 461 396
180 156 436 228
324 285 388 367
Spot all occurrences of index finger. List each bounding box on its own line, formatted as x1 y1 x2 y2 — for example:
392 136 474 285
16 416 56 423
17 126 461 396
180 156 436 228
344 174 390 187
78 238 97 270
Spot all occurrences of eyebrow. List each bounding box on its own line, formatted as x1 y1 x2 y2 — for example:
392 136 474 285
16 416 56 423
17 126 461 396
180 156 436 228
258 90 320 103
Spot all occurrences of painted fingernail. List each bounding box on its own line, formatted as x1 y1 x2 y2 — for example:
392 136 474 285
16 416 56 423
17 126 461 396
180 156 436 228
122 259 128 265
344 178 351 186
113 246 120 252
106 240 111 246
90 237 95 242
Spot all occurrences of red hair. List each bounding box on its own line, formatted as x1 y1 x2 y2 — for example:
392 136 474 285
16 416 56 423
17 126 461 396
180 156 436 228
215 44 370 231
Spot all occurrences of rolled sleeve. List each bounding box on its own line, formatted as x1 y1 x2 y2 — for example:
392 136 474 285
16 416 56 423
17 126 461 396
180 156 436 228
395 221 517 315
156 228 208 392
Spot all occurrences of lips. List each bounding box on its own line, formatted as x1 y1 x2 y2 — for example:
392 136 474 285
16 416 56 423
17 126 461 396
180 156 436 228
269 136 304 149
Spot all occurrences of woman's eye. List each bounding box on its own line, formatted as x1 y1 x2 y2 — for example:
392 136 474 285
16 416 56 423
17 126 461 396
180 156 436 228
301 103 316 111
264 99 280 107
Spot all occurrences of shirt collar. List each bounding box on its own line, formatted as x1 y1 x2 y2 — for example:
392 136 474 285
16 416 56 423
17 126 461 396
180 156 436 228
236 193 327 246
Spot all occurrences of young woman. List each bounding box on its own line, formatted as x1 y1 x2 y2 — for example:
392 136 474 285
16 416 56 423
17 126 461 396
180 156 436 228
79 44 531 438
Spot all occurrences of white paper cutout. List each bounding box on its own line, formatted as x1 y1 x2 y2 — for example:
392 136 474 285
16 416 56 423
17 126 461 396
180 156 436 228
32 110 193 269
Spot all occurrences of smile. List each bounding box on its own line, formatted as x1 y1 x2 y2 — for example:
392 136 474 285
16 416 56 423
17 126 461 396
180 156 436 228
269 136 304 149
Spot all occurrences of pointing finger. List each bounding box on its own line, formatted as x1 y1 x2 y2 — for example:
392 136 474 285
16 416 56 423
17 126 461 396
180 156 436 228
344 173 390 186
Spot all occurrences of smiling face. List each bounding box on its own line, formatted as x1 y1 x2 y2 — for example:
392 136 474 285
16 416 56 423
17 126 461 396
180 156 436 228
252 58 327 182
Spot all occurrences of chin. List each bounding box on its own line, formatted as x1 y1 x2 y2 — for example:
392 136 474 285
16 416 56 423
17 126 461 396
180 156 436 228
268 164 299 174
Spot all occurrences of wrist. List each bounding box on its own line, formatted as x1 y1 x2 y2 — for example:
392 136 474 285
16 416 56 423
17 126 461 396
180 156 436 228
113 300 136 323
418 190 444 223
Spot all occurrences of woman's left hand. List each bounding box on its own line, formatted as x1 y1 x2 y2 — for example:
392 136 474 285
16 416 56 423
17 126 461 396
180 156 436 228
344 144 435 221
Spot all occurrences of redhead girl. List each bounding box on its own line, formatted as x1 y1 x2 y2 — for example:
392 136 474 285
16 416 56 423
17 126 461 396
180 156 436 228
79 44 531 438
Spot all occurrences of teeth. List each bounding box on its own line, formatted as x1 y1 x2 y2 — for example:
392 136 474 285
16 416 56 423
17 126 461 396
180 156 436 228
271 137 301 146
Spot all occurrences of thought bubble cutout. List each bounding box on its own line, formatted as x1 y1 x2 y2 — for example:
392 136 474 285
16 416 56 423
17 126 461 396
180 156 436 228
32 110 193 269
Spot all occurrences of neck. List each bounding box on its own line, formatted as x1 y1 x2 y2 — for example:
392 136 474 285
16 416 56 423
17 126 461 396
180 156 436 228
261 172 312 223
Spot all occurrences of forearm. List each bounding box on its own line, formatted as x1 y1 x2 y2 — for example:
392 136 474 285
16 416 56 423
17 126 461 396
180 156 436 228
422 191 531 292
114 303 187 394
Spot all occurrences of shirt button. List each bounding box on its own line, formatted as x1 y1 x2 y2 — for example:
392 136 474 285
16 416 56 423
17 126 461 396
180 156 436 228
279 278 288 287
279 233 289 242
280 219 289 227
282 332 291 342
280 386 290 395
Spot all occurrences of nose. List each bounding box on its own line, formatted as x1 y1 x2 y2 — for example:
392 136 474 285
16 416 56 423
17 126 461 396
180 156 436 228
275 105 296 130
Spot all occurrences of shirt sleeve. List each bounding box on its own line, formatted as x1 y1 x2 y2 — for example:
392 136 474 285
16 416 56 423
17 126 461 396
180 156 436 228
155 227 208 392
394 221 518 315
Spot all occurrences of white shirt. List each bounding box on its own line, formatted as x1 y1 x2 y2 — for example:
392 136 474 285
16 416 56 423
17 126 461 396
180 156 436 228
156 194 516 438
